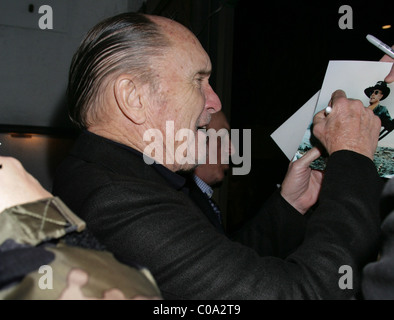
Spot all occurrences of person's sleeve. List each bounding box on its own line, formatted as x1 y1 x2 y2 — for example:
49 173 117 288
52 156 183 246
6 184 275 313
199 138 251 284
0 197 85 247
362 178 394 299
287 150 383 299
229 188 308 258
0 198 162 300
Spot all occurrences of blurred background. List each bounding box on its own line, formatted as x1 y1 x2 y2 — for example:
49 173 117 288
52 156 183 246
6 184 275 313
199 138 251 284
0 0 392 231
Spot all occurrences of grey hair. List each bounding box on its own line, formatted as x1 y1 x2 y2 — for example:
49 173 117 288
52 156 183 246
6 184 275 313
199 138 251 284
67 12 170 128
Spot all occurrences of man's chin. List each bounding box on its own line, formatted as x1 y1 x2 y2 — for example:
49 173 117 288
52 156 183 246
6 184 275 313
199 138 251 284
175 163 199 173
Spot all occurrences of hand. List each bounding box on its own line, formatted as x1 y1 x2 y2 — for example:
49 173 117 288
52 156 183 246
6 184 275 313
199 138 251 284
380 44 394 83
385 65 394 83
0 156 52 213
312 90 381 160
280 147 324 214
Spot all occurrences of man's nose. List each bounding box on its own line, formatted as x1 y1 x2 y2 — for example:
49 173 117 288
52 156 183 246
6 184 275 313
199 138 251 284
205 85 222 113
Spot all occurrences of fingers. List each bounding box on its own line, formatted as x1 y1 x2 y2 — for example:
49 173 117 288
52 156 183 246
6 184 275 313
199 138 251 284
385 64 394 83
312 90 380 159
329 89 347 107
380 55 394 63
379 45 394 83
313 109 326 124
296 146 322 166
379 45 394 63
314 90 347 125
324 90 348 118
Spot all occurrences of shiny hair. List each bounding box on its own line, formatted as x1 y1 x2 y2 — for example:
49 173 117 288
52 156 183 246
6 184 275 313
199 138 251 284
68 12 170 128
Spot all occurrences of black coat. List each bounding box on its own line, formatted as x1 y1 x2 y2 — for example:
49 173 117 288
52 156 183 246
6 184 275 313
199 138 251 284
53 131 383 299
362 177 394 299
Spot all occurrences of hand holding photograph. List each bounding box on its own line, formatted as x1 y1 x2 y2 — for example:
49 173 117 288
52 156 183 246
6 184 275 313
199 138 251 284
272 60 394 178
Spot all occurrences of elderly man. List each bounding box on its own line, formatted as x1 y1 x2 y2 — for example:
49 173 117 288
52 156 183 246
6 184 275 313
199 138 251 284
53 12 382 299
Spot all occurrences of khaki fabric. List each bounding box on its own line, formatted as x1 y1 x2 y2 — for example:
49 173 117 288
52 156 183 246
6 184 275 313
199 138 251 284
0 198 162 300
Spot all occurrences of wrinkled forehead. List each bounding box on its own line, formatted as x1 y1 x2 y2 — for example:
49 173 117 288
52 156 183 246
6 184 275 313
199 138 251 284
148 14 210 66
149 15 196 43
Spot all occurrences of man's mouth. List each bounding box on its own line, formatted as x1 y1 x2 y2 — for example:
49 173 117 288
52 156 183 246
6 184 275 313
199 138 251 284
196 114 211 131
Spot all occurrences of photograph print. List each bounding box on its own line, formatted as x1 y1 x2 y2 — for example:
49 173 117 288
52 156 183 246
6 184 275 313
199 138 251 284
295 60 394 178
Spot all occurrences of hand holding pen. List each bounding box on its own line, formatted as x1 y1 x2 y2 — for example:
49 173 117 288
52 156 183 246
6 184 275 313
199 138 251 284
314 90 381 160
367 35 394 83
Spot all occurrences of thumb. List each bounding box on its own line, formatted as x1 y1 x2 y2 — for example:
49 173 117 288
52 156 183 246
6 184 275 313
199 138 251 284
295 147 322 166
385 64 394 83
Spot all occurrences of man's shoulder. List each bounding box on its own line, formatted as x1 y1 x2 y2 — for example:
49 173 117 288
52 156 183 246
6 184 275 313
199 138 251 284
52 132 173 212
63 131 146 169
54 131 160 183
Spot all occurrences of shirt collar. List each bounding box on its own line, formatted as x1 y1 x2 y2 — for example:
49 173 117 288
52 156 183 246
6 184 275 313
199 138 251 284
193 175 213 198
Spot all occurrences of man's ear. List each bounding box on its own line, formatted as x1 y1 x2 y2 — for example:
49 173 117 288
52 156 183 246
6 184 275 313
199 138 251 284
114 74 146 125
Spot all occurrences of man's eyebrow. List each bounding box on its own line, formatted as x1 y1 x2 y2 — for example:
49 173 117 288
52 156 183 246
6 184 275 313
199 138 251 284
196 69 211 77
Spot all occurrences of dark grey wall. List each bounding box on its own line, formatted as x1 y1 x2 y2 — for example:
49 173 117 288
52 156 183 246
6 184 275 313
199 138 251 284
0 0 145 189
0 0 144 130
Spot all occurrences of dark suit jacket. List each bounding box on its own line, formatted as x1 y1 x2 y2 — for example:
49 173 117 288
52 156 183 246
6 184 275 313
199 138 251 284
53 131 383 299
362 177 394 299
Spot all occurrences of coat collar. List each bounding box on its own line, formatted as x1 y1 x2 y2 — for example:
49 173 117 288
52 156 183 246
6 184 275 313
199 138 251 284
71 130 187 191
68 131 224 234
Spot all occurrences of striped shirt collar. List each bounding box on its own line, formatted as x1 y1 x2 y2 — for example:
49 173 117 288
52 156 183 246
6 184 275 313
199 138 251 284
193 175 213 199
